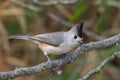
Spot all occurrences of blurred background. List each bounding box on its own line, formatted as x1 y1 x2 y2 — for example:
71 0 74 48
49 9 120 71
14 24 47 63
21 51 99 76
0 0 120 80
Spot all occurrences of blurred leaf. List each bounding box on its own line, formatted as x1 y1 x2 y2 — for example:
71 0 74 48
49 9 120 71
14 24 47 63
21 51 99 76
95 6 117 33
25 10 44 26
69 1 86 23
6 21 21 35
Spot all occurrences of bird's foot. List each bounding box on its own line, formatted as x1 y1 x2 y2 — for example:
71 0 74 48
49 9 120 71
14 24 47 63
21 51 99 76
63 54 74 63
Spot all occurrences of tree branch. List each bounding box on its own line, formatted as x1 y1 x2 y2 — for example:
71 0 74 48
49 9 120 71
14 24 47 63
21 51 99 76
78 51 120 80
0 33 120 79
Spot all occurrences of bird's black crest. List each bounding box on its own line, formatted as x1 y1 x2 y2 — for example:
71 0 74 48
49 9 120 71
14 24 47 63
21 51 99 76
77 22 83 37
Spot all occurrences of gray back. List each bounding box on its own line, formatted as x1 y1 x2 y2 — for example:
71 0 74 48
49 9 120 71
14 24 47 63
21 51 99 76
29 32 66 46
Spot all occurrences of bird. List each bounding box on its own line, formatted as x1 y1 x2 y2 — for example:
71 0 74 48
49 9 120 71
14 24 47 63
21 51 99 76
9 22 84 66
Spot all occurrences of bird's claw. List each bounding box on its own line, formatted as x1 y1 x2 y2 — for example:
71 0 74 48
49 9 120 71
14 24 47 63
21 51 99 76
64 54 74 63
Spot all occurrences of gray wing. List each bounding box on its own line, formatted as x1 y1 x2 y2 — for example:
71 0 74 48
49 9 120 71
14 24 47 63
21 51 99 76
29 32 65 46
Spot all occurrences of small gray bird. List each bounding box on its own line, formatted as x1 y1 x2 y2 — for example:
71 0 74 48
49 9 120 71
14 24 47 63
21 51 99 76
9 22 83 65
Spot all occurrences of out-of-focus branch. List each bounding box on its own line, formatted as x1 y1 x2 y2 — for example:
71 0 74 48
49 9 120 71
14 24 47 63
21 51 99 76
0 19 11 55
31 0 78 6
78 51 120 80
8 0 43 12
84 30 106 40
0 33 120 79
46 12 72 27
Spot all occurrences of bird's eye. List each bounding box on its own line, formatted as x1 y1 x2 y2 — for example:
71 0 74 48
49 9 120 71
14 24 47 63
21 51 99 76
74 35 77 39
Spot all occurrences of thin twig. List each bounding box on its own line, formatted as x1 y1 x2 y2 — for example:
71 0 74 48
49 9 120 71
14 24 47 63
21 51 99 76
0 33 120 79
31 0 78 6
78 51 120 80
8 0 43 12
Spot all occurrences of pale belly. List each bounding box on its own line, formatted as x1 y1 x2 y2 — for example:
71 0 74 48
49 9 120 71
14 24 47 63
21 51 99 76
39 43 79 55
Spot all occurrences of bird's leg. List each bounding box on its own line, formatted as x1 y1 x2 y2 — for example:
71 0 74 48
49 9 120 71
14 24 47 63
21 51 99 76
44 52 52 67
44 53 62 75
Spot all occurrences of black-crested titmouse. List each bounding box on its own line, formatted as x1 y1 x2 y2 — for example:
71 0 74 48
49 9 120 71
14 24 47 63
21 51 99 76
9 22 83 65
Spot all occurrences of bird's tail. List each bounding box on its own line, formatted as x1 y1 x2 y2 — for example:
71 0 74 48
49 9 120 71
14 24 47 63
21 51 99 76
9 35 30 40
